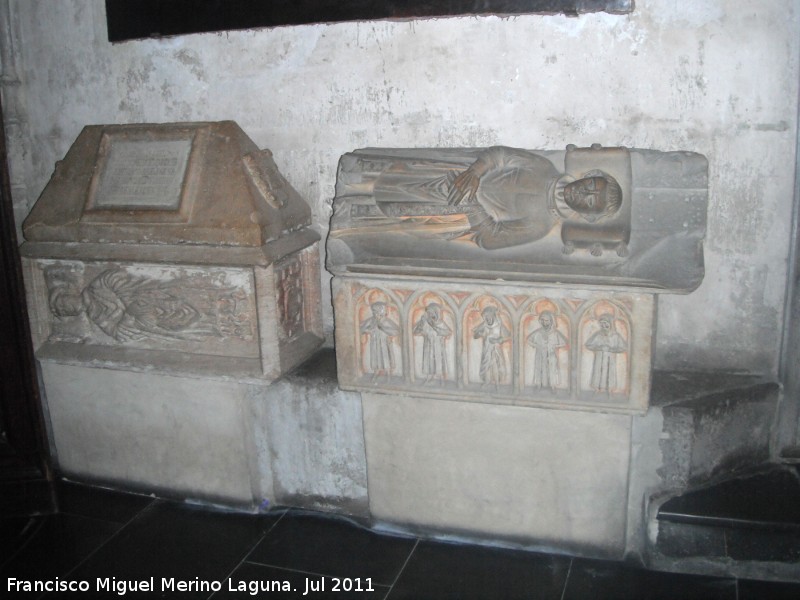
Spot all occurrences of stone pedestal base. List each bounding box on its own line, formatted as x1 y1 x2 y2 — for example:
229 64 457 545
41 362 260 506
362 392 633 558
39 351 369 513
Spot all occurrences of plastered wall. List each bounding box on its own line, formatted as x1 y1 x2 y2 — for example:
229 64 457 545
2 0 798 374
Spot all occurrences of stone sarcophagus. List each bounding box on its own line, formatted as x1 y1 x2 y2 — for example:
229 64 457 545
328 145 707 414
21 121 323 381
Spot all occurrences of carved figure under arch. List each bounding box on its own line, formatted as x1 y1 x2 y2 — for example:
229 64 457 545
357 290 402 380
412 297 454 383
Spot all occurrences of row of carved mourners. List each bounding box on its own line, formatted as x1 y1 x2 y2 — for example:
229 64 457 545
345 284 643 404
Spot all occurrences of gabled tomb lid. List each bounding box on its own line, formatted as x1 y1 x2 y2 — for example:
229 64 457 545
23 121 311 247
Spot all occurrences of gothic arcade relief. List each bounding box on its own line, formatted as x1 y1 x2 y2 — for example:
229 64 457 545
336 278 651 413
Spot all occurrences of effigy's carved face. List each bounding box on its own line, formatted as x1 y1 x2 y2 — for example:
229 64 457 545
539 313 553 330
564 176 612 220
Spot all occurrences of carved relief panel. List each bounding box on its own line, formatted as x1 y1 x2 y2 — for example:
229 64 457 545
334 276 654 414
23 249 324 382
39 261 257 358
276 257 305 341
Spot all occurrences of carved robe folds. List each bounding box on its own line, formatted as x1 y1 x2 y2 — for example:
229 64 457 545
21 121 323 381
328 144 708 414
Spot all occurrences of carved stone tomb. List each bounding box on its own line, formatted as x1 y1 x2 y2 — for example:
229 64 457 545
21 121 323 381
329 145 708 414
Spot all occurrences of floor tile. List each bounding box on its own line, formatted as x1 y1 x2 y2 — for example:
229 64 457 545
0 513 121 582
247 510 416 587
562 558 737 600
214 562 390 599
386 540 570 600
738 578 800 599
56 480 153 524
62 501 283 599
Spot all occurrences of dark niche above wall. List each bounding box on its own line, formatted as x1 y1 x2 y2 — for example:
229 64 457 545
106 0 634 42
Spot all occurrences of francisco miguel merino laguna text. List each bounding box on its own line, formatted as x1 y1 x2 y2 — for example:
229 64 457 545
8 576 376 595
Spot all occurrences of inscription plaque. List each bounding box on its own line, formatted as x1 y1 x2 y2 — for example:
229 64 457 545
91 138 192 210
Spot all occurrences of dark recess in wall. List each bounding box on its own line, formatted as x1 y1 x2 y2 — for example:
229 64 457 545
105 0 633 42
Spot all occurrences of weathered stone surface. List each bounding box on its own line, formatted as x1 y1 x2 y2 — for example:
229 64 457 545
249 350 369 516
20 121 324 381
362 392 632 558
333 275 654 413
653 372 779 489
106 0 634 42
39 350 371 513
41 362 259 506
624 371 780 566
328 145 707 292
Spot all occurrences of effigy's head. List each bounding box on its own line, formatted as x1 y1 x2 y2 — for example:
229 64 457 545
564 171 622 222
539 310 555 330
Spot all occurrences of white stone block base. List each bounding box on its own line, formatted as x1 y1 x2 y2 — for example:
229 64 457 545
41 362 261 506
362 392 632 558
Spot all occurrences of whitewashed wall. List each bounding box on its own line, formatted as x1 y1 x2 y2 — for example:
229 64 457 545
2 0 798 374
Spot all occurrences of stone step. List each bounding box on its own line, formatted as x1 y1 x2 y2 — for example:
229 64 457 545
650 371 780 491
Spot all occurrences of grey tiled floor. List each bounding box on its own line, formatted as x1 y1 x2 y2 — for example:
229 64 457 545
2 480 799 599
